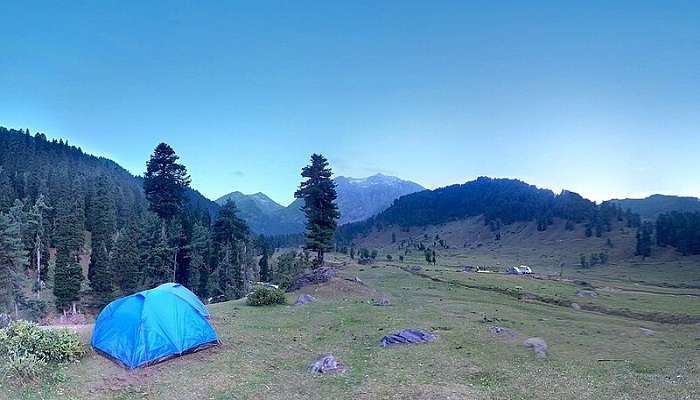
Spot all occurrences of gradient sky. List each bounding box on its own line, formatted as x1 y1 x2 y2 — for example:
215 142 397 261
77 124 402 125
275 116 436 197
1 1 698 206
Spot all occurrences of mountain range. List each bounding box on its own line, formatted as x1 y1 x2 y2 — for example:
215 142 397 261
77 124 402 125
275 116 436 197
215 174 424 235
609 194 700 220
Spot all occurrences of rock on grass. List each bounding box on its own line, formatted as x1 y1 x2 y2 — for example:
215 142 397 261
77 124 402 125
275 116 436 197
295 294 316 305
310 355 346 374
523 338 548 359
381 329 436 347
639 327 656 337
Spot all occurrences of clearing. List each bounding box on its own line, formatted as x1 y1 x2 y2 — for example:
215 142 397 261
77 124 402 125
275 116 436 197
3 250 699 400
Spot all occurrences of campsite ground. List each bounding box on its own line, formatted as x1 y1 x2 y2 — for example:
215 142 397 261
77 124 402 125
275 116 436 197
3 251 700 400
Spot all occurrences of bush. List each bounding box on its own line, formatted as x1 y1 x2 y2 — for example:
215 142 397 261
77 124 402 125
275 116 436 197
0 320 86 385
247 287 287 306
2 353 47 383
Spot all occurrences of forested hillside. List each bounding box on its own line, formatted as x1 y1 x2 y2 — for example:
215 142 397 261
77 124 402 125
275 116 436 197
610 194 700 220
0 127 265 321
337 177 630 241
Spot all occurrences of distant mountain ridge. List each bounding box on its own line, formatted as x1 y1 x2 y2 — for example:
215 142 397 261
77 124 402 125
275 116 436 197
216 174 424 235
334 174 425 224
609 194 700 220
336 177 608 242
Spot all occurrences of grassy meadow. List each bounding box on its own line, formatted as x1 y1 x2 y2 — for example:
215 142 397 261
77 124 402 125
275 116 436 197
2 243 699 400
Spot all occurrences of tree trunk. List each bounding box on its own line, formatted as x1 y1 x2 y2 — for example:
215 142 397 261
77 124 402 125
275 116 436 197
160 218 167 240
172 247 178 282
36 240 41 299
317 249 324 267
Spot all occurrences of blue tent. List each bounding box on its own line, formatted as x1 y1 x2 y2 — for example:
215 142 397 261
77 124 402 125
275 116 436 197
91 283 219 369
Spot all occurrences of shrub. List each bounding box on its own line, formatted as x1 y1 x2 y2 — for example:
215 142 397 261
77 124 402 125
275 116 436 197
2 353 47 383
247 287 287 306
0 320 86 385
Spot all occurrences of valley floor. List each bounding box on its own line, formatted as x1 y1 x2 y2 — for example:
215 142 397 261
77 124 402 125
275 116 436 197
3 253 700 400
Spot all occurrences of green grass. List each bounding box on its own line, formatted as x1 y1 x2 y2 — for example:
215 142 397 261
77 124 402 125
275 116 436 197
2 253 699 399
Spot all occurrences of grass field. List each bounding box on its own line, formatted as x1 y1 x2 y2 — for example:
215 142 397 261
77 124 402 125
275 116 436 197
3 249 699 400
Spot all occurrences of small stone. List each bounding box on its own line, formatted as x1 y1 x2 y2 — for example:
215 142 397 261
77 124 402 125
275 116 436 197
639 327 656 337
488 326 517 337
571 303 581 310
576 290 598 298
372 297 391 306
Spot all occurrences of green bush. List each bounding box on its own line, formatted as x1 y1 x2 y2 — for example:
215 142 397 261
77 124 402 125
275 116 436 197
2 353 48 383
247 287 287 306
0 320 86 385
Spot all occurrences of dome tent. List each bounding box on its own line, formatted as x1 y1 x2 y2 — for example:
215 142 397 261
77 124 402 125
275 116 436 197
91 283 219 369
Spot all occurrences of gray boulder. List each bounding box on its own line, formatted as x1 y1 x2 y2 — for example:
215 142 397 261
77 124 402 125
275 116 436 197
576 290 598 298
295 294 316 305
524 337 548 359
571 303 582 310
286 267 337 292
310 355 345 374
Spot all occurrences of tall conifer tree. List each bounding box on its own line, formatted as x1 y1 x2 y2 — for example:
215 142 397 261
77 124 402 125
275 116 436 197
143 143 191 238
89 240 113 305
294 154 340 266
0 212 28 314
112 221 141 294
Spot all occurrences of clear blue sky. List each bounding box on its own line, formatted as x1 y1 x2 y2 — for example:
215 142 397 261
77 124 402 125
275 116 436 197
1 1 698 206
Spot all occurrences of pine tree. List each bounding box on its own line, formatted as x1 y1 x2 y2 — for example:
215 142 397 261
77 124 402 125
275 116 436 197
187 222 209 295
53 248 83 312
635 222 653 258
0 167 15 210
0 212 29 315
112 221 141 294
88 175 116 250
143 143 191 238
144 236 173 288
294 154 340 267
89 240 113 306
54 184 85 254
210 202 252 299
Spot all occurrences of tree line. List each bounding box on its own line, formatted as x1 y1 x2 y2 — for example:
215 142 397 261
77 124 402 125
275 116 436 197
0 127 340 320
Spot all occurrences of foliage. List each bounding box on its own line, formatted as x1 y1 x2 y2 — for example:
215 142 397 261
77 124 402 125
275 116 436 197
88 240 113 306
0 320 85 384
0 211 28 314
272 250 311 289
112 221 141 294
52 249 83 311
209 201 255 300
656 211 700 255
0 128 253 314
635 221 653 258
294 154 340 266
143 143 191 230
246 287 286 306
